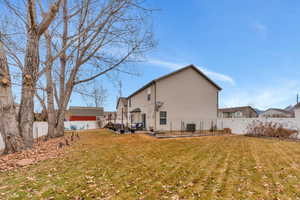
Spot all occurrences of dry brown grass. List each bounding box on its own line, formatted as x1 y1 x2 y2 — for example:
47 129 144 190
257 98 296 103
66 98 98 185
1 129 300 199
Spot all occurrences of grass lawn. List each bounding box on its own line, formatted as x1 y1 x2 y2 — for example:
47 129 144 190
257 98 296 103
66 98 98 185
1 130 300 199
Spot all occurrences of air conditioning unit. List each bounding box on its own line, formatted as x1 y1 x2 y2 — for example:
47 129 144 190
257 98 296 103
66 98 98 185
186 123 196 132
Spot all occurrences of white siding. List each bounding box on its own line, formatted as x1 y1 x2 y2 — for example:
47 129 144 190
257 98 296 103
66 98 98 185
155 67 219 131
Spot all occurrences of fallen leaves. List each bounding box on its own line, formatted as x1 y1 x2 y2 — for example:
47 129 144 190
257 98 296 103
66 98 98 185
0 135 78 171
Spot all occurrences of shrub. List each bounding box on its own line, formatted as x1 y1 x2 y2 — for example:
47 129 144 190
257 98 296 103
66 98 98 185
224 128 232 134
246 121 297 139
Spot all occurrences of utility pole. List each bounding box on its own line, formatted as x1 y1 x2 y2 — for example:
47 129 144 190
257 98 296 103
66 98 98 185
118 80 123 98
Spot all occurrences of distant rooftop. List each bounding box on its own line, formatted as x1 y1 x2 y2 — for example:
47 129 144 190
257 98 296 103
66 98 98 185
219 106 256 113
69 106 104 116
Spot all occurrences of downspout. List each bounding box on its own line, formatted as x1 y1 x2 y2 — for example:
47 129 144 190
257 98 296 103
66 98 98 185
154 81 157 131
121 107 123 129
217 91 219 118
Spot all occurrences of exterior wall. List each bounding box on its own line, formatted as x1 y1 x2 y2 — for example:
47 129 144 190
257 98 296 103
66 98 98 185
64 121 99 130
101 112 117 125
155 67 219 131
219 108 257 118
128 84 156 129
295 108 300 119
116 100 128 125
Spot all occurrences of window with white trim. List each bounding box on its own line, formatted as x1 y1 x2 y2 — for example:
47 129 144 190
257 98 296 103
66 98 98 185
160 111 167 125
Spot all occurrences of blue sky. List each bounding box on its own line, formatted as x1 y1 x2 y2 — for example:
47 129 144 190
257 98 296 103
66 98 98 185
71 0 300 111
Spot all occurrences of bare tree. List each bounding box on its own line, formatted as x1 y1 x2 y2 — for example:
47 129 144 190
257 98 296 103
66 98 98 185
19 0 62 147
41 0 155 137
77 83 108 107
0 0 155 151
0 39 25 153
93 86 108 108
1 0 62 149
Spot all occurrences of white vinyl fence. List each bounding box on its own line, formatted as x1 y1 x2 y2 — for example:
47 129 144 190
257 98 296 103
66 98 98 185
0 121 99 150
155 118 300 137
2 118 300 150
219 118 300 135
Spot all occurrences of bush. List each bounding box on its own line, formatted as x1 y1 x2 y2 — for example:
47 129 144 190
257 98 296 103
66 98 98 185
224 128 232 134
246 121 297 139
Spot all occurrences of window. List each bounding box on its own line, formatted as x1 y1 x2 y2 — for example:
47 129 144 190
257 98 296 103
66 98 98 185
129 99 131 107
147 88 151 101
160 111 167 125
235 111 242 117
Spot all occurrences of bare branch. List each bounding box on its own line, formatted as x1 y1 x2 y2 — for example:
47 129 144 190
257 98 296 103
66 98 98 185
37 0 62 36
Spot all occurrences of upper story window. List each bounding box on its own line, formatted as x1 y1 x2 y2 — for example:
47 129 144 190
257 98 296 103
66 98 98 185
129 98 131 107
147 94 151 101
147 88 151 101
160 111 167 125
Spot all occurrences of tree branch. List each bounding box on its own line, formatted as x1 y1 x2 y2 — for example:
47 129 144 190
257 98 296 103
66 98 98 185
37 0 62 36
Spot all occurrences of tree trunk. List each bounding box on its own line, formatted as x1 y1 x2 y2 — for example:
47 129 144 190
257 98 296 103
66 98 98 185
54 0 69 138
47 89 56 138
0 42 25 154
55 80 74 137
55 110 65 137
19 33 40 148
45 33 56 138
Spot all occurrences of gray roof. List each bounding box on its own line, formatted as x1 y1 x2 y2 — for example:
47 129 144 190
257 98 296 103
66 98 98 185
69 106 104 116
294 103 300 109
219 106 257 113
261 108 294 115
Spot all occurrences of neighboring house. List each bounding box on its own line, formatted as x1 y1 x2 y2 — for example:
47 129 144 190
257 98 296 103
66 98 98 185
116 97 128 125
102 111 117 124
218 106 258 118
68 106 104 121
127 65 222 131
294 103 300 118
259 108 294 118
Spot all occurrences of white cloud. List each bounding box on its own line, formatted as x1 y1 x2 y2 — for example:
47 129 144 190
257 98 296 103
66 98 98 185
253 23 267 32
252 22 268 38
147 58 235 85
221 81 300 110
147 59 299 110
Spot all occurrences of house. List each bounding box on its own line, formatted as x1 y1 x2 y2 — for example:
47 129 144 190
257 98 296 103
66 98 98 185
294 103 300 118
116 97 128 126
218 106 258 118
102 111 117 124
68 106 104 121
259 108 294 118
127 64 222 131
